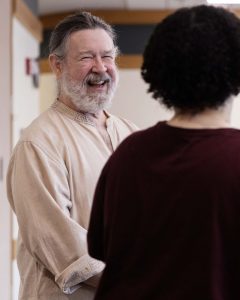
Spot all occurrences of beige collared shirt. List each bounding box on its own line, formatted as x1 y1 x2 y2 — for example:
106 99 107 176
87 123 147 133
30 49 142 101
7 100 138 300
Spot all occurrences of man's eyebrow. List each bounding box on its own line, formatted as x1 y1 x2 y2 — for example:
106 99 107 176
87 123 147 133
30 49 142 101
103 49 116 54
77 51 94 56
77 49 116 55
74 49 117 60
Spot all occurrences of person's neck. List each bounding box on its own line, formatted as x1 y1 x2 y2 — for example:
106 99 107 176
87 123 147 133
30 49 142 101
85 110 108 128
57 96 108 128
168 100 233 129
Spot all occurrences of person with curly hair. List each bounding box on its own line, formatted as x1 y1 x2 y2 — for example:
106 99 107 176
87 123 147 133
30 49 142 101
87 5 240 300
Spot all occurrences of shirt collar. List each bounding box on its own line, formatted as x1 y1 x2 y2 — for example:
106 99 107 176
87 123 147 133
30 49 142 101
51 100 112 126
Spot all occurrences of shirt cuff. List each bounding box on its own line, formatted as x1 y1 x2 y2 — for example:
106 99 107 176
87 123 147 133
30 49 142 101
55 253 105 294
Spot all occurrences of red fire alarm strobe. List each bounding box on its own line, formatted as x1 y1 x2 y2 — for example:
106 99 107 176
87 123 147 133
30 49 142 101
25 57 39 88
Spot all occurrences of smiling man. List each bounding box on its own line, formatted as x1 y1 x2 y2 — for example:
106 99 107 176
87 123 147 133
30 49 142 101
7 12 138 300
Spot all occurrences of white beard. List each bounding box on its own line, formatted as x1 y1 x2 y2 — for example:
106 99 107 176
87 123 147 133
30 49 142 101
60 70 118 113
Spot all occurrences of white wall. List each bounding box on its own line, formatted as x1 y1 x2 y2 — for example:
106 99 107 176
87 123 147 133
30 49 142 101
110 69 172 128
12 17 40 300
39 72 57 113
12 18 40 146
231 96 240 128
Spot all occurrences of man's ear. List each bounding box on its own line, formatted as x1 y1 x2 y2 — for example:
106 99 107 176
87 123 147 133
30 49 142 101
49 54 63 78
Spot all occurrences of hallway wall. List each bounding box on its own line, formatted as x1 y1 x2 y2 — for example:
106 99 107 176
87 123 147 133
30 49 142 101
11 16 40 300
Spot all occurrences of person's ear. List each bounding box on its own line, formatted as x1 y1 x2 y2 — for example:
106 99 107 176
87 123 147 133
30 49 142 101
49 54 63 78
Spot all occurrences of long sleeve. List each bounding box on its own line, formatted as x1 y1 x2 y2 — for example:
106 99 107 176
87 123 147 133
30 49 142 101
7 141 104 294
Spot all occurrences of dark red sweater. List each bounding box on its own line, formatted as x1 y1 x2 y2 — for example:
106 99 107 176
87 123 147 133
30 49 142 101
88 122 240 300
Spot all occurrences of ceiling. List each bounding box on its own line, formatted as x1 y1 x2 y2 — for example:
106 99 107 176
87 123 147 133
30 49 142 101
38 0 210 15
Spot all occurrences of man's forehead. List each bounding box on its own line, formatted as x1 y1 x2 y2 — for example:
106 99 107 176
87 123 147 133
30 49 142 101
69 28 113 43
66 29 114 54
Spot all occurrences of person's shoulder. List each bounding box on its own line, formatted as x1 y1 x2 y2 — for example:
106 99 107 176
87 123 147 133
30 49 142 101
226 127 240 138
103 123 160 178
112 122 161 156
20 107 61 143
11 107 68 163
222 127 240 148
14 106 66 157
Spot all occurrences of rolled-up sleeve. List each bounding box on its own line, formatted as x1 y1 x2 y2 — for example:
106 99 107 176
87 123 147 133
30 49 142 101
7 141 104 294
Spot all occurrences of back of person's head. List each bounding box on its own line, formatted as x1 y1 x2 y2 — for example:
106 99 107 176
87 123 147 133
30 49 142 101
141 5 240 113
49 11 117 59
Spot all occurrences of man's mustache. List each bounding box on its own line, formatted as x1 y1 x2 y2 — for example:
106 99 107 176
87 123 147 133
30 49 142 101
85 73 111 85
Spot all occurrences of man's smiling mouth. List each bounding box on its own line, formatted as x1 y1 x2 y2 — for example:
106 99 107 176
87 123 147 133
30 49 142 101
88 79 110 86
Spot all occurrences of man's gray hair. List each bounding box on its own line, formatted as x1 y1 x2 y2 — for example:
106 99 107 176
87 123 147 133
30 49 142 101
49 11 117 59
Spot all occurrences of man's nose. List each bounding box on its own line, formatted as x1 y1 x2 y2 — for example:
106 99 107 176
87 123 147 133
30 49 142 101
92 57 107 73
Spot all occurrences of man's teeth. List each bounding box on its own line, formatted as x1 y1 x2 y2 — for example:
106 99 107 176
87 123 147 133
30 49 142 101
90 80 105 85
88 78 110 86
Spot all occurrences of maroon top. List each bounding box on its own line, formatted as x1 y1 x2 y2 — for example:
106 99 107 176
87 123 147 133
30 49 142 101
88 121 240 300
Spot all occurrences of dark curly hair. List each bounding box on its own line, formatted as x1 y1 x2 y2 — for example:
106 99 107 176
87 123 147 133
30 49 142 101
141 5 240 113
